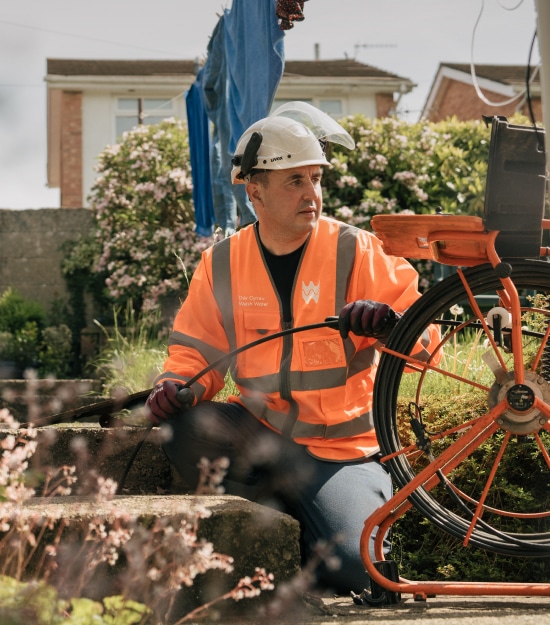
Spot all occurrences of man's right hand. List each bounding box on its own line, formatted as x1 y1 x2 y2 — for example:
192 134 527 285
145 380 195 424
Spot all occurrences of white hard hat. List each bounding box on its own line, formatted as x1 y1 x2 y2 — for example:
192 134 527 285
231 101 355 184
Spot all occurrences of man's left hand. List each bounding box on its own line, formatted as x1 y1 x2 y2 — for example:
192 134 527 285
338 300 401 341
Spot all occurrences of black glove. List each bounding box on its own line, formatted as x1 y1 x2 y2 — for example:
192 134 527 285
338 300 401 342
146 380 195 424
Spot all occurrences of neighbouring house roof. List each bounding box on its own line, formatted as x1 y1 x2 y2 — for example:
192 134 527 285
46 57 414 86
439 63 540 88
422 62 542 120
285 59 410 81
46 58 199 76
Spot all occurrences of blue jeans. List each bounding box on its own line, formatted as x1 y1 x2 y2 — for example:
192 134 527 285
161 401 392 594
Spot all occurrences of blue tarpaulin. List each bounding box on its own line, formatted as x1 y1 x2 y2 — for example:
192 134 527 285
185 67 215 238
186 0 285 236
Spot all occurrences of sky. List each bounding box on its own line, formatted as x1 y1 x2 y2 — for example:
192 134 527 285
0 0 541 209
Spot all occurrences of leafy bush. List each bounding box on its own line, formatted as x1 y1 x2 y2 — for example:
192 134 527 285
318 113 539 289
38 325 73 379
0 321 41 375
0 288 46 334
0 289 73 378
0 576 151 625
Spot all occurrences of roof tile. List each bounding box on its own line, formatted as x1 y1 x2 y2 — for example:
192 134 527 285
46 58 410 81
442 62 540 85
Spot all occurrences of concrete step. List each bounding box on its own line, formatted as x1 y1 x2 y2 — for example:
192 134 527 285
16 494 301 620
0 420 303 621
26 422 178 495
0 378 102 422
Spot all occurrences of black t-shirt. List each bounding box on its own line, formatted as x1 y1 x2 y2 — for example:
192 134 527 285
260 240 305 322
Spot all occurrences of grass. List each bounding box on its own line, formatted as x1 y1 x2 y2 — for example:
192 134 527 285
92 308 238 403
92 304 168 397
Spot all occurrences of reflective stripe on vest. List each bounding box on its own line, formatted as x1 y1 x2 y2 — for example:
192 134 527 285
232 366 348 394
239 393 375 439
168 330 228 373
335 223 358 312
410 328 433 362
212 240 237 355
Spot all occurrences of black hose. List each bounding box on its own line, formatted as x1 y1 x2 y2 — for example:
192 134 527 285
116 317 340 493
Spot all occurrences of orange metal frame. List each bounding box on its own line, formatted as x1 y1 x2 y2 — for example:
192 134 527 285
362 213 550 600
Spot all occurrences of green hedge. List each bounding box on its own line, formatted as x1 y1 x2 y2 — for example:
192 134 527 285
390 395 550 583
0 288 73 378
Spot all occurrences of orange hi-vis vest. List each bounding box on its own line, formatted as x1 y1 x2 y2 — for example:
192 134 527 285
157 216 438 461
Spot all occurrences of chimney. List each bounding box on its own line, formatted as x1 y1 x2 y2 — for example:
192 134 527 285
314 43 320 60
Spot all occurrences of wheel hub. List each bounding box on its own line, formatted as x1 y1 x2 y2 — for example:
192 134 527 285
488 371 550 434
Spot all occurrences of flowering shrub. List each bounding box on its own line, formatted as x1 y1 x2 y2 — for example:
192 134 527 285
70 118 214 316
0 407 275 623
319 114 540 289
322 114 493 228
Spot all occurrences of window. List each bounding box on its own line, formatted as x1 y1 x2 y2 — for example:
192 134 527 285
319 99 343 117
115 97 175 138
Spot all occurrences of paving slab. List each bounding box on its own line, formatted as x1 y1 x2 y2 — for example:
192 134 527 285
207 594 550 625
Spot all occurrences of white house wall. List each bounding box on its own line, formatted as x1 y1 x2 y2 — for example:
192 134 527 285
79 88 378 206
81 90 189 207
82 92 114 207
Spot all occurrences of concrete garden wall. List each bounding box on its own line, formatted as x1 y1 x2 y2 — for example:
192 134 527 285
0 208 92 312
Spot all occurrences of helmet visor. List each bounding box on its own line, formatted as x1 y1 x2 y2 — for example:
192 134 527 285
270 101 355 150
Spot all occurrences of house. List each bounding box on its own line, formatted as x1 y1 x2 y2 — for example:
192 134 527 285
422 62 543 123
45 58 415 208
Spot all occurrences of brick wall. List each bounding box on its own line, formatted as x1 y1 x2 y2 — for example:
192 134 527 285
428 78 543 123
60 91 83 208
0 208 92 313
375 93 395 118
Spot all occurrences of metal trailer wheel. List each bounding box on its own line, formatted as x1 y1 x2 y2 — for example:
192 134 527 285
374 259 550 557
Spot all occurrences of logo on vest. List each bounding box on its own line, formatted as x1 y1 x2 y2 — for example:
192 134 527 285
302 281 320 304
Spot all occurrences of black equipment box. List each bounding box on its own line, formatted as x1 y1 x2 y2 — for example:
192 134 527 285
482 116 547 257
